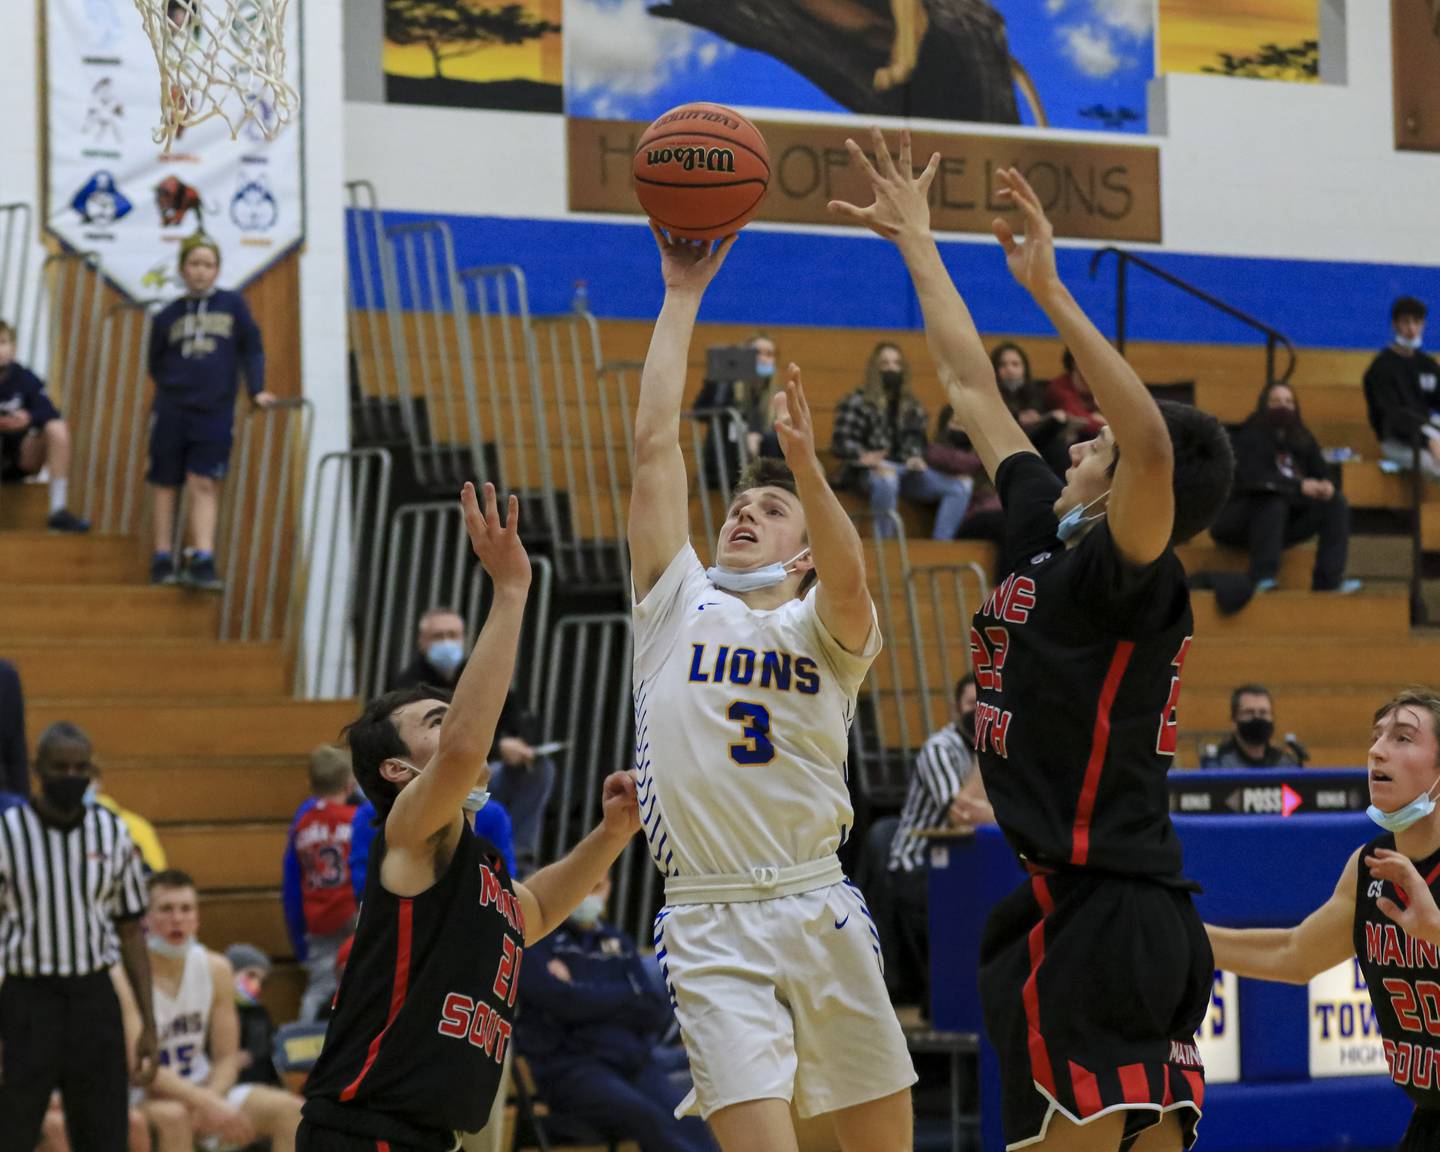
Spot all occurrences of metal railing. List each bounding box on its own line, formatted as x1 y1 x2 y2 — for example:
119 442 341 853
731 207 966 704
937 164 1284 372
1090 247 1297 389
0 203 33 334
219 399 313 642
24 252 105 411
294 448 394 699
907 562 991 736
344 180 412 445
77 300 158 533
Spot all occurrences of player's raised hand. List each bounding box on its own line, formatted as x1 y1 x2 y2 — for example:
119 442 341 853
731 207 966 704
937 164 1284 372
461 481 531 593
651 222 736 296
772 362 819 471
1366 848 1440 944
827 126 940 244
600 770 641 840
991 166 1060 297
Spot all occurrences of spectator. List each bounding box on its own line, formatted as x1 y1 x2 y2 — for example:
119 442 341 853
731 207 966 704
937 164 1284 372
1363 295 1440 481
281 746 358 1021
0 658 27 801
225 943 281 1088
146 233 275 590
831 341 973 539
84 749 167 873
392 605 555 873
0 722 157 1150
1208 382 1361 595
1200 684 1304 769
1045 348 1108 440
695 332 782 483
0 320 88 532
144 869 302 1152
878 675 992 1006
517 875 714 1152
991 341 1069 474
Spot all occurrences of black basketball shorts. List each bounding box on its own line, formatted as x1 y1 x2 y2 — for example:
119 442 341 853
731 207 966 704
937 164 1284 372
979 869 1214 1150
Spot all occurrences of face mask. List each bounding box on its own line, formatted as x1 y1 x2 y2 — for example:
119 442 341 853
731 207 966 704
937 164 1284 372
755 360 775 379
880 369 904 390
147 934 194 959
1056 490 1109 544
82 782 100 807
570 894 606 928
1368 776 1440 834
1396 333 1423 351
958 712 976 744
394 760 489 814
234 972 263 1007
1236 717 1274 746
41 774 91 812
1262 406 1298 428
426 639 465 677
707 548 811 594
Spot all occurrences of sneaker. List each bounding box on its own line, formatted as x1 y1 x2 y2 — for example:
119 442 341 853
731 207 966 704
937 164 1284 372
183 552 224 592
46 509 90 533
150 552 177 585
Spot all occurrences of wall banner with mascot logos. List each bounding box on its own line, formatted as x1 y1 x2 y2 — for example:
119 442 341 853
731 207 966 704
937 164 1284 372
44 0 304 302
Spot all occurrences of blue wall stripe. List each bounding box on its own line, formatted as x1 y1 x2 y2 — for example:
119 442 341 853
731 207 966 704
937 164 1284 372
350 209 1440 352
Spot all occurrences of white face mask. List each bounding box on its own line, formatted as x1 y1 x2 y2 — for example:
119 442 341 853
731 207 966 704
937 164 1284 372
1057 489 1109 543
394 760 490 813
1396 333 1423 351
707 547 811 593
570 893 606 927
147 934 194 959
1367 775 1440 834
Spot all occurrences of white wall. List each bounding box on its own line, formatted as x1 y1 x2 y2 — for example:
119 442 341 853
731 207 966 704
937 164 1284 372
344 1 1440 268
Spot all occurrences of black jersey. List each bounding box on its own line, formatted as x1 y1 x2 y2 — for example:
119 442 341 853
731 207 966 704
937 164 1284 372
972 453 1193 878
1354 832 1440 1110
302 820 524 1148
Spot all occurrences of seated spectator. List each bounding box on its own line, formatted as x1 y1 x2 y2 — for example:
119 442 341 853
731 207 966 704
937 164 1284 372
1208 382 1361 595
877 675 992 1007
517 875 715 1152
0 318 88 531
144 869 303 1152
0 657 27 803
1200 684 1305 769
831 341 972 539
392 605 555 873
1363 295 1440 481
695 332 782 484
991 341 1069 474
87 751 168 873
282 745 358 1021
1044 348 1107 440
226 943 282 1087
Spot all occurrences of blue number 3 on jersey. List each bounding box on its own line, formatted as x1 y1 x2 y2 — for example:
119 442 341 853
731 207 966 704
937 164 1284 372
727 701 775 765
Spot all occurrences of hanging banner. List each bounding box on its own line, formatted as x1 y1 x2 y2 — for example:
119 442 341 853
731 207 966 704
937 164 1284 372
44 0 305 302
1309 958 1389 1078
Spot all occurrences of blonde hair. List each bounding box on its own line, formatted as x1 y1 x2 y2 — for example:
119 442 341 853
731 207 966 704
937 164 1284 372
1374 688 1440 766
309 744 353 795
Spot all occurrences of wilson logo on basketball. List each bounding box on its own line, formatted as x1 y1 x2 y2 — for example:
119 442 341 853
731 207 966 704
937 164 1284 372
644 146 737 175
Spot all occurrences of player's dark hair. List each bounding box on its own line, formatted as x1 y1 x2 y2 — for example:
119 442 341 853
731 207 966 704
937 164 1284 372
344 684 454 822
955 673 977 704
1373 688 1440 767
149 868 196 892
35 721 92 766
1230 683 1272 718
1392 296 1428 323
1155 399 1234 544
733 457 818 597
989 342 1032 384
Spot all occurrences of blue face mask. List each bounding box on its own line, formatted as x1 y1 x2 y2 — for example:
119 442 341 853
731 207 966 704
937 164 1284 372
1367 777 1440 834
755 360 776 379
570 893 605 928
82 782 100 807
395 760 489 813
707 548 811 594
426 639 465 676
1057 490 1109 543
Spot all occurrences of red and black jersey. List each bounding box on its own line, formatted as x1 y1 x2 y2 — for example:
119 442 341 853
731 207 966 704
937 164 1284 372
302 821 525 1148
1354 832 1440 1111
973 453 1193 879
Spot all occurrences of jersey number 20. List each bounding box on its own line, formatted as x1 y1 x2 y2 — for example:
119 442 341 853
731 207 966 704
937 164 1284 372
728 702 775 765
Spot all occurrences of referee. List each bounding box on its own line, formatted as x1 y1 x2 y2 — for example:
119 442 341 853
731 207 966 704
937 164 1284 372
0 721 158 1149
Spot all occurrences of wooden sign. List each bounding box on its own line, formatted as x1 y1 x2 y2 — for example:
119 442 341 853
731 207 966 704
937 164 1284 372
568 117 1162 243
1392 0 1440 152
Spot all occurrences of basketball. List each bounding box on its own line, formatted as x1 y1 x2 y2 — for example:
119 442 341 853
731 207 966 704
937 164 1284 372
632 102 770 241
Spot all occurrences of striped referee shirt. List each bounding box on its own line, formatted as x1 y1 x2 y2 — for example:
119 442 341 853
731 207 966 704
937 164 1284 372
888 722 975 873
0 803 148 977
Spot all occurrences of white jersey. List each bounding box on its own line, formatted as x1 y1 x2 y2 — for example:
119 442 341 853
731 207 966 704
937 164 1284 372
154 944 214 1086
632 545 880 877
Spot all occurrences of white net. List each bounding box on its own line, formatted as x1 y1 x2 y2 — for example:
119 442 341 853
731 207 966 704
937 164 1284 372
133 0 300 149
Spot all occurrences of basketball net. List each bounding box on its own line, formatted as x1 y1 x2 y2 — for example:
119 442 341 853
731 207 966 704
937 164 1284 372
133 0 300 150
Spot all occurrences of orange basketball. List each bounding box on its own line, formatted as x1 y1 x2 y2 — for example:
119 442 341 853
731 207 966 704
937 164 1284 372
633 103 771 241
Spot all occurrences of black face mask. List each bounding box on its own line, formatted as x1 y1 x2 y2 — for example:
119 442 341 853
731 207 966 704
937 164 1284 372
959 711 976 744
40 773 89 813
1262 406 1298 429
880 369 904 391
1236 717 1274 746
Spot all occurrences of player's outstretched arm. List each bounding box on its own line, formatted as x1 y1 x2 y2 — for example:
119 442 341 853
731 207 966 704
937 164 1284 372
772 364 873 652
828 127 1033 482
514 771 640 946
1366 847 1440 945
1206 848 1359 984
630 226 736 600
992 166 1173 565
387 483 531 854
